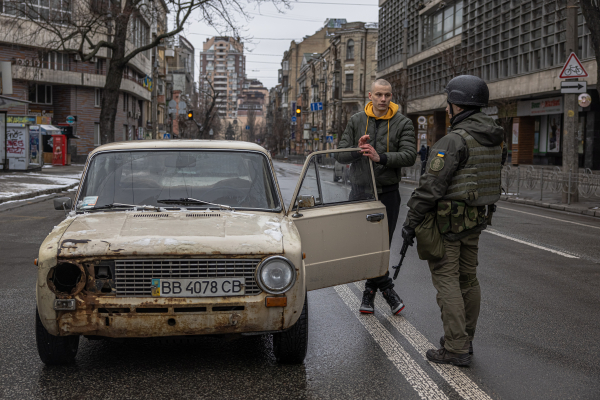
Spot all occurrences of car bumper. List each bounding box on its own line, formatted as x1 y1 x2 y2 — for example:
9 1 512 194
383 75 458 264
55 292 291 338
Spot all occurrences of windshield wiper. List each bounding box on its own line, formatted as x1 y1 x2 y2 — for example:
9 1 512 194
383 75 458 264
89 203 160 211
157 197 234 211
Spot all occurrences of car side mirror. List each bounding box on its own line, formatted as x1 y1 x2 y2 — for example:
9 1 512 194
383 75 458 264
292 195 315 218
54 197 72 212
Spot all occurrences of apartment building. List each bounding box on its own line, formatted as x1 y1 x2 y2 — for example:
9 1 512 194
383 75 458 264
378 0 599 168
236 79 269 138
280 18 347 114
0 0 168 163
166 35 196 137
199 36 245 124
293 22 379 154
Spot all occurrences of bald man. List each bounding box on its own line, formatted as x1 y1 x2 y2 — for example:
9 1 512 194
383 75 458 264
338 79 417 315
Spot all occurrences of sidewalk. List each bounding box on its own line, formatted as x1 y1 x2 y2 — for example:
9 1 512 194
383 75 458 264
0 164 84 204
400 179 600 218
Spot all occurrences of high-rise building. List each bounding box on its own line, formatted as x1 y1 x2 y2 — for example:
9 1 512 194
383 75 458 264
199 37 245 123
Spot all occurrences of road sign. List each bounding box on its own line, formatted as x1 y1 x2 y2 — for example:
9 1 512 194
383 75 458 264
291 116 297 122
66 115 75 125
310 102 323 112
245 125 250 130
561 81 587 94
559 53 588 79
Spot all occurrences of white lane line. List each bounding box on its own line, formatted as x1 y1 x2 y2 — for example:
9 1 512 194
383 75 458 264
354 282 493 400
497 206 600 230
484 229 578 259
334 284 448 400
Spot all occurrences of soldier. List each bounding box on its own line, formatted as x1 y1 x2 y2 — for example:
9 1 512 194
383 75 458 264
338 79 417 315
402 75 506 366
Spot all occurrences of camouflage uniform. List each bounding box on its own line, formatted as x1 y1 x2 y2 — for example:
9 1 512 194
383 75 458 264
404 111 505 354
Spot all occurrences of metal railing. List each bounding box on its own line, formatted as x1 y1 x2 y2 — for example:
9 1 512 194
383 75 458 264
401 163 600 205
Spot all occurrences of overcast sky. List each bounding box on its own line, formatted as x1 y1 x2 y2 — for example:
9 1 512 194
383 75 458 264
182 1 379 90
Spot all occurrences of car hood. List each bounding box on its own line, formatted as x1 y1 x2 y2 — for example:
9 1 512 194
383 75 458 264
57 210 285 258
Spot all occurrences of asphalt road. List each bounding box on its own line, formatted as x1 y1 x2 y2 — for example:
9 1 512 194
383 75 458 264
0 159 599 399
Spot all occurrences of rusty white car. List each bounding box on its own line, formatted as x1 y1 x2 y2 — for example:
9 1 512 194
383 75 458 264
35 140 389 365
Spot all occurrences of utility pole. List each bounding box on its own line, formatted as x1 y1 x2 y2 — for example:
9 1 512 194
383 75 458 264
402 0 409 115
562 0 579 203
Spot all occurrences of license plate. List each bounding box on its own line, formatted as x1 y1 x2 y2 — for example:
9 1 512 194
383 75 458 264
151 278 245 297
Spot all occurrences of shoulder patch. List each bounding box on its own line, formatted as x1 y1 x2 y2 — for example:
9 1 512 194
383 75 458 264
436 151 445 157
429 157 445 172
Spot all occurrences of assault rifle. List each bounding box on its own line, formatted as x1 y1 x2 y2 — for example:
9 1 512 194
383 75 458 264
392 237 414 280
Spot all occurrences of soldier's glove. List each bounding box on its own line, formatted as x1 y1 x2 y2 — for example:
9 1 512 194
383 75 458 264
401 226 416 246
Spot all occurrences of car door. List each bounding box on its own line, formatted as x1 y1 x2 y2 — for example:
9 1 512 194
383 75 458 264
288 149 389 291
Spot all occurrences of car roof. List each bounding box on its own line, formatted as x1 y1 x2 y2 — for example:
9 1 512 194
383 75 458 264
89 140 269 156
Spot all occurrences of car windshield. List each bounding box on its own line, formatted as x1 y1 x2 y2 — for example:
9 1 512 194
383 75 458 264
77 150 281 211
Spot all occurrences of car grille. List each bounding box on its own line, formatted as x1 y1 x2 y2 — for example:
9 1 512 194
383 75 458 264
115 259 262 297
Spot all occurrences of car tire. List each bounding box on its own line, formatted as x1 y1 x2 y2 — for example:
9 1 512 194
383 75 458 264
36 307 79 365
273 295 308 364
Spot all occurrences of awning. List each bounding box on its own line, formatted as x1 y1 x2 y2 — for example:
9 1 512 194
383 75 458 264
40 125 62 135
0 95 30 109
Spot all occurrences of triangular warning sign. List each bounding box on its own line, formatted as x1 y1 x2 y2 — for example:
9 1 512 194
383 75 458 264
559 52 588 79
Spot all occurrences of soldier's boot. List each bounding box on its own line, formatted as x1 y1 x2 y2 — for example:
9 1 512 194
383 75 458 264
440 336 473 355
426 347 471 366
359 287 376 314
381 287 405 315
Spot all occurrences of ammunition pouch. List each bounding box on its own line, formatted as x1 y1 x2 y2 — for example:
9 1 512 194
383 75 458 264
437 200 486 235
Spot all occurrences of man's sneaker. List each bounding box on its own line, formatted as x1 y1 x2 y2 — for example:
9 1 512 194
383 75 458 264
381 288 405 315
359 288 376 314
426 347 471 366
440 336 473 355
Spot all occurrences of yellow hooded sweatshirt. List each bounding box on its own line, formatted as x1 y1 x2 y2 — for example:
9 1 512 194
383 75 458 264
363 101 399 152
364 101 399 120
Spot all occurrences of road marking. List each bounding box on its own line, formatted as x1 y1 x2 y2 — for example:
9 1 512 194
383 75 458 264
354 282 493 400
497 206 600 230
484 229 579 259
334 284 449 400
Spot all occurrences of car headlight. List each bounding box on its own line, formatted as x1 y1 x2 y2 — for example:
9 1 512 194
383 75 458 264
256 256 296 294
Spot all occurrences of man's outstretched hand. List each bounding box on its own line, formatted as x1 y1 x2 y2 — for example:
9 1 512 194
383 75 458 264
358 134 370 147
360 143 380 163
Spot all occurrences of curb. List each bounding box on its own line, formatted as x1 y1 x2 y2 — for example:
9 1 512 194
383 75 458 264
400 179 600 219
0 183 79 204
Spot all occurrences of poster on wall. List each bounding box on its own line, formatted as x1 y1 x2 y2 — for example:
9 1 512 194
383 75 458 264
512 121 519 145
30 130 40 165
547 115 561 153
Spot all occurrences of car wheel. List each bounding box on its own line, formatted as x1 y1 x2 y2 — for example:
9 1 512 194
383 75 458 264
36 307 79 365
273 295 308 364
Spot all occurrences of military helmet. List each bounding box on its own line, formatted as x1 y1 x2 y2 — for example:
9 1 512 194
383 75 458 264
445 75 489 107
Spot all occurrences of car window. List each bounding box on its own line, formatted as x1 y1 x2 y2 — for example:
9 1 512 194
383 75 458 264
78 150 280 211
294 151 375 208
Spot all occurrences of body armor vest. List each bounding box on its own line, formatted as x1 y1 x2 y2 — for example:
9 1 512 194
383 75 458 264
443 130 503 206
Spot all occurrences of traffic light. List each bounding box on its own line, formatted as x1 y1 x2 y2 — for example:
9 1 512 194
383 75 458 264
187 111 193 120
296 106 301 116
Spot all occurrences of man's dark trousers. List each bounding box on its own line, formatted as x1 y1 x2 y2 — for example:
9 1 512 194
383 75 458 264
365 188 400 291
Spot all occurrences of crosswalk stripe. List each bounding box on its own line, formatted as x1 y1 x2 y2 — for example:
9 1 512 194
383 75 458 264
354 282 493 400
334 284 449 400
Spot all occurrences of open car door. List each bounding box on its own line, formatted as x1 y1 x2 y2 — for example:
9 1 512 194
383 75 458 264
288 149 389 291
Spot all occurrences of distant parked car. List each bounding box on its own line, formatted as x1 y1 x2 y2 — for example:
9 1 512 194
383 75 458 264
333 160 350 183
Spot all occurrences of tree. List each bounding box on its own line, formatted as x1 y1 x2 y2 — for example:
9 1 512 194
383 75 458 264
1 0 281 144
224 122 235 140
246 109 257 143
197 76 221 138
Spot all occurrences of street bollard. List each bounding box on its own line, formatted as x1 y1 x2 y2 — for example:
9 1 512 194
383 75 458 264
517 166 520 197
568 169 572 205
540 169 544 202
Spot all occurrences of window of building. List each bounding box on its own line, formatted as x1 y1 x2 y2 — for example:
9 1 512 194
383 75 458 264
28 84 52 104
94 123 101 146
423 1 463 48
45 52 69 71
95 88 102 107
95 58 103 74
346 39 354 60
345 73 353 92
123 93 128 111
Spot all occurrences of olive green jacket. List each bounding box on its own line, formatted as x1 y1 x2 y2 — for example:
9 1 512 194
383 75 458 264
405 112 505 239
337 109 417 191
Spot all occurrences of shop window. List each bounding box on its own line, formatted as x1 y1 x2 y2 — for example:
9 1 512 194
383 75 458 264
29 84 52 104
